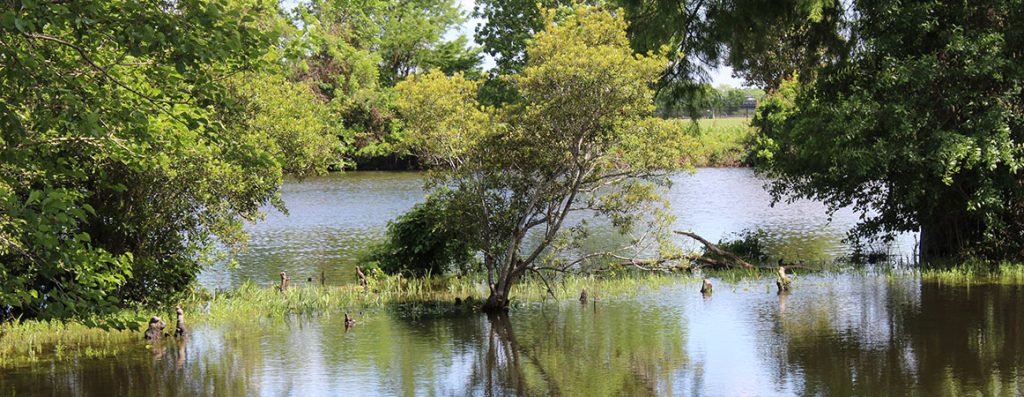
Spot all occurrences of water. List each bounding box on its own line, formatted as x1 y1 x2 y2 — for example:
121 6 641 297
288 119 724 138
11 169 1010 396
4 274 1024 395
200 169 915 289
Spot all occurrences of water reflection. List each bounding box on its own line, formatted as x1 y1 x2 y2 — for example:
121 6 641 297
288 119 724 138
756 276 1024 395
4 275 1024 395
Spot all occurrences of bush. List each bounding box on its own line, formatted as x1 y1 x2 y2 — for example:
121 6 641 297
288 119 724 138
711 229 771 262
367 196 478 276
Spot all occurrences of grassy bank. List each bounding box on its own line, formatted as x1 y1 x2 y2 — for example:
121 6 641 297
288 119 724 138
682 117 756 167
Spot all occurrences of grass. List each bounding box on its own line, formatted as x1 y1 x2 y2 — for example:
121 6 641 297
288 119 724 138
915 261 1024 285
0 271 684 368
5 260 1023 368
678 117 756 167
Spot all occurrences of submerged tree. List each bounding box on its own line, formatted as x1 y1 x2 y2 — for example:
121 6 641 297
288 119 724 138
754 0 1024 261
396 6 692 311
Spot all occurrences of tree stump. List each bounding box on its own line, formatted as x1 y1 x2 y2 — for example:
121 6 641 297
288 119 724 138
144 316 166 341
174 305 187 338
776 266 791 293
700 278 713 295
279 271 289 292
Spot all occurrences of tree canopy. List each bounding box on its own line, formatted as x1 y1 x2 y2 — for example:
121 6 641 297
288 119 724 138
0 0 342 320
396 6 693 311
753 0 1024 261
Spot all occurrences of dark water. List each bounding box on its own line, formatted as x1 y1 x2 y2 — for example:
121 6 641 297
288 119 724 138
199 169 915 289
4 274 1024 396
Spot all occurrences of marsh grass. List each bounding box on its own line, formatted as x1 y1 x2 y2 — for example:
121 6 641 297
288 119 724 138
915 261 1024 285
0 272 681 367
5 261 1023 368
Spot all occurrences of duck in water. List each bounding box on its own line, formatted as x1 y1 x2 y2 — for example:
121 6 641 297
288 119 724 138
174 305 187 338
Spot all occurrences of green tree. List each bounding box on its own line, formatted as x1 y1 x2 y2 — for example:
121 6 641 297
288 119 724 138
396 7 692 311
294 0 481 163
367 194 479 276
754 0 1024 261
0 0 338 319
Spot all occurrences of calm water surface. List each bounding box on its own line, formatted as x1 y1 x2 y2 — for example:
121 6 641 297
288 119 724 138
199 169 914 289
3 274 1023 395
5 169 1010 396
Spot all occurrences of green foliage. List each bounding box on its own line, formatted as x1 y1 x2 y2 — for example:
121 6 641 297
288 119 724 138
294 0 481 164
690 118 757 166
367 195 479 276
0 0 338 319
397 6 693 310
472 0 576 74
713 229 771 262
753 1 1024 261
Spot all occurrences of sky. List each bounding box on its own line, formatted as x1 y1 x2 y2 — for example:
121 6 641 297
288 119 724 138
447 0 747 87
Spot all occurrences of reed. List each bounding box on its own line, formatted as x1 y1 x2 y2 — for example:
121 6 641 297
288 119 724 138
6 261 1022 367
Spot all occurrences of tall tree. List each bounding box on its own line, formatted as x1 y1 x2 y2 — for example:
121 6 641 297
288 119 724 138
397 6 692 311
0 0 339 319
754 0 1024 261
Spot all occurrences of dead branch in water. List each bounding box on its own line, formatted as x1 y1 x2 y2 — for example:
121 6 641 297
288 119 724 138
674 230 755 269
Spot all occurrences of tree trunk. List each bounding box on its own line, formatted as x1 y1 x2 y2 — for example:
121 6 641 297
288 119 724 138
482 279 513 312
918 207 980 263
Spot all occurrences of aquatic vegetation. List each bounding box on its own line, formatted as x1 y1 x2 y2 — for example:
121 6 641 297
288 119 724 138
5 261 1023 368
915 261 1024 285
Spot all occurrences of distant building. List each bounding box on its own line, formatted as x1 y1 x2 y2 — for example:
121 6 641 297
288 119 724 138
741 96 758 117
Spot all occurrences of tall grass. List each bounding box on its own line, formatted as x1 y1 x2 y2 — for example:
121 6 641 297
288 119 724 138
916 261 1024 285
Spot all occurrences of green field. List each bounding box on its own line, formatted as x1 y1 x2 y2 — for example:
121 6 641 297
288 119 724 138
675 117 756 167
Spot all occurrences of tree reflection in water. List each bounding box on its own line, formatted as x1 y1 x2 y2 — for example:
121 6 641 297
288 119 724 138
759 276 1024 395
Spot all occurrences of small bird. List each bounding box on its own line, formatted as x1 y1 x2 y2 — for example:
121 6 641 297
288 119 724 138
344 313 356 328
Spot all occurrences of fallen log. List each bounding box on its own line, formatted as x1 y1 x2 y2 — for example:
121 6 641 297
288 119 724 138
674 230 755 269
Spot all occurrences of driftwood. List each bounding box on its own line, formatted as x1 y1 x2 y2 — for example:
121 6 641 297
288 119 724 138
674 231 755 269
356 266 368 292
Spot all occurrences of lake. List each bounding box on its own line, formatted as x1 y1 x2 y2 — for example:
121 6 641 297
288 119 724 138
198 168 916 289
8 169 1016 396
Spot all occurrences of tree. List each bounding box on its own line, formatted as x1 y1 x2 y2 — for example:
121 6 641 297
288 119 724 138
295 0 481 164
0 0 339 319
396 6 692 311
753 0 1024 262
